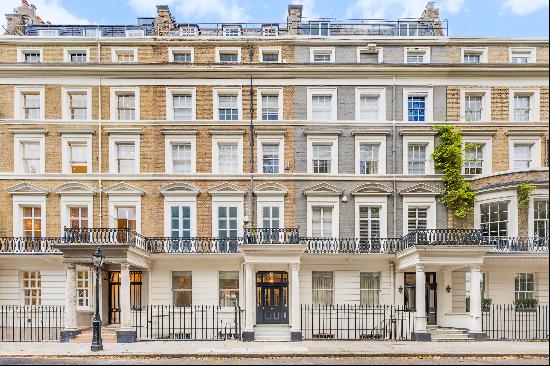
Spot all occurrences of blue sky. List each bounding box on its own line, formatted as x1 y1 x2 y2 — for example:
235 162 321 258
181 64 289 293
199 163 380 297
2 0 548 37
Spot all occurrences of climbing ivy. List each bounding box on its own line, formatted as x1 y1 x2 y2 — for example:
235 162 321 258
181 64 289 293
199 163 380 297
517 182 535 209
432 125 476 218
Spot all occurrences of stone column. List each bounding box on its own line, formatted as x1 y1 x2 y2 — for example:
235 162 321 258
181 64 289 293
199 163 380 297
60 263 80 342
116 262 136 343
412 264 430 341
243 262 255 342
468 266 486 341
290 263 301 341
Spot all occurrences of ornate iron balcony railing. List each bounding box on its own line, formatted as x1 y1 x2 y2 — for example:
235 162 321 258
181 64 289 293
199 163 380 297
243 228 300 245
0 237 62 254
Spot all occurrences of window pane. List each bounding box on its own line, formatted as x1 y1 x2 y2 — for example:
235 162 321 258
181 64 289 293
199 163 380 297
219 271 239 307
360 272 381 305
407 95 426 122
262 144 280 173
172 271 192 306
312 271 333 305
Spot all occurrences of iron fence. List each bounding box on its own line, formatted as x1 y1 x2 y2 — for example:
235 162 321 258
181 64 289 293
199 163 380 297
132 305 242 340
301 304 414 340
0 305 65 342
0 237 61 254
482 304 549 341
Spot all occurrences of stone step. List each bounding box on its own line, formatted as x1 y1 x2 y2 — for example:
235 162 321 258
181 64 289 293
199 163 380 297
254 327 292 342
70 328 118 344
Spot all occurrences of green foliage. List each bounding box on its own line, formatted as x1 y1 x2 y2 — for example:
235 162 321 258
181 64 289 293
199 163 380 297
517 183 535 209
513 298 539 308
482 298 492 310
432 125 476 218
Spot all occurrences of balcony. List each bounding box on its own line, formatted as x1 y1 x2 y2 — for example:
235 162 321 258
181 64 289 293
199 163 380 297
0 228 547 255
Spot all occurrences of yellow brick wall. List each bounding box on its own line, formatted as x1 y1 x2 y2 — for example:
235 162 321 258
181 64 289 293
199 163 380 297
0 85 14 119
491 87 509 121
541 87 549 122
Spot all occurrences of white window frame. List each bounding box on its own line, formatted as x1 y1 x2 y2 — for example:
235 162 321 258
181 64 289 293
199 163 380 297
256 195 285 229
111 47 138 63
404 47 431 64
76 268 92 311
528 189 548 237
212 135 244 174
474 190 517 237
13 195 46 237
462 135 493 176
37 29 59 37
307 134 339 174
108 134 140 174
22 271 42 305
309 47 335 63
60 194 93 235
403 88 433 122
163 195 198 238
509 88 540 122
403 135 434 175
307 88 337 121
509 47 536 64
125 29 145 37
307 196 339 238
354 196 388 239
164 134 196 174
508 136 541 171
257 88 283 121
14 86 45 120
215 47 241 63
166 88 196 121
61 133 93 174
356 47 383 64
460 88 491 122
213 88 242 120
461 47 488 64
110 87 140 121
257 134 284 174
13 132 46 174
402 196 436 235
168 47 194 63
259 47 282 63
355 87 386 121
108 195 141 233
17 47 43 63
212 195 245 238
61 87 92 120
63 47 90 63
354 135 386 175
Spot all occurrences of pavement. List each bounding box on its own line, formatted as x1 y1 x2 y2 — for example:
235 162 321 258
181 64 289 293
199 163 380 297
0 340 548 358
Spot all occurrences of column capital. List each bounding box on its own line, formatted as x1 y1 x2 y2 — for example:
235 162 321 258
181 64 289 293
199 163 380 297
65 262 77 270
415 263 425 272
120 261 131 271
290 263 300 272
244 262 255 271
471 265 481 272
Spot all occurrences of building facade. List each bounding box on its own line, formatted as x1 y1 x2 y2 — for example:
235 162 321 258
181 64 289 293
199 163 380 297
0 1 548 343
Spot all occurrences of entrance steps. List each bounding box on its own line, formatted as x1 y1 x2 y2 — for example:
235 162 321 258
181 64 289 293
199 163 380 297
254 324 291 342
428 327 474 342
70 326 118 344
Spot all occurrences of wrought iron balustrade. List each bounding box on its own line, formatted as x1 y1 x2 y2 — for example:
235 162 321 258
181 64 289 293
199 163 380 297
0 237 61 254
401 229 484 248
302 237 402 254
147 237 241 254
63 228 148 251
489 237 549 252
243 228 300 244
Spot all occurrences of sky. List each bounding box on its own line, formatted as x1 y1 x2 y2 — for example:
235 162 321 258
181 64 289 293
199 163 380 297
1 0 548 37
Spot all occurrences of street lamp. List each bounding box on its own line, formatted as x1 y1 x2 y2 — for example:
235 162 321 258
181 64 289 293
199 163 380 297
91 246 105 352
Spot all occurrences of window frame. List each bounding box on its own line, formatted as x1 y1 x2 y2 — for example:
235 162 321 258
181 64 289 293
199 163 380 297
37 29 59 37
355 87 386 122
62 87 92 120
171 271 192 307
218 271 240 308
109 87 140 121
462 136 493 176
354 196 388 239
312 271 334 305
509 88 540 122
212 195 245 238
403 88 433 122
259 47 282 63
404 47 431 64
63 47 90 63
256 134 284 174
402 135 434 175
460 88 491 122
164 134 196 174
61 133 93 174
17 47 43 63
309 47 335 63
211 134 244 174
13 195 46 238
307 134 339 174
166 88 196 121
108 134 140 174
354 134 386 175
307 88 337 121
402 196 436 235
360 272 381 306
529 194 549 238
307 196 339 237
125 29 145 37
60 194 93 235
163 195 197 238
509 47 536 64
215 47 241 63
356 47 383 64
514 273 535 301
13 132 46 174
213 88 242 120
508 136 541 171
257 195 285 229
168 47 194 63
14 86 45 120
257 88 283 121
76 269 92 310
22 271 42 305
461 47 488 64
111 47 138 63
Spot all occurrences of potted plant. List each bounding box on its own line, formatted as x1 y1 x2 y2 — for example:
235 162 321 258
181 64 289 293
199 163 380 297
245 226 258 244
513 298 538 311
481 298 492 312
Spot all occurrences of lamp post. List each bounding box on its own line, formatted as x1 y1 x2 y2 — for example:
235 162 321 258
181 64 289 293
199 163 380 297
91 246 105 352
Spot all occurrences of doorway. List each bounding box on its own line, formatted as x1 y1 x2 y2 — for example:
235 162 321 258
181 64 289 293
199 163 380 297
108 271 142 324
256 271 288 324
404 272 438 325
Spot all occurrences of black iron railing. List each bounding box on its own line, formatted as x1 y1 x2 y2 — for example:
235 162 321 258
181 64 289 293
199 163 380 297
132 305 242 340
302 238 402 254
0 237 61 254
244 228 300 244
147 237 240 254
482 304 549 341
300 304 414 340
63 228 148 252
0 305 65 342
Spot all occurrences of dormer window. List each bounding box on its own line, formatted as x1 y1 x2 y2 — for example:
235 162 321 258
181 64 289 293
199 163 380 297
223 26 241 37
308 21 330 36
262 25 279 36
85 28 100 37
178 25 199 36
125 29 145 37
37 29 59 37
399 22 419 36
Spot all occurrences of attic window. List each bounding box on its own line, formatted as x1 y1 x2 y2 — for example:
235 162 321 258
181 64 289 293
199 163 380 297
262 25 278 36
37 29 59 37
223 26 241 37
126 29 145 37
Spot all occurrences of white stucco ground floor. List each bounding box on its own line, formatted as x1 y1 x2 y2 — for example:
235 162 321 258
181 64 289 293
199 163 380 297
0 245 548 342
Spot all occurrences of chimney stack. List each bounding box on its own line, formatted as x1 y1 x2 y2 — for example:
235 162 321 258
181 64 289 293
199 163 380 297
287 4 303 36
153 5 176 37
4 0 45 35
420 2 444 36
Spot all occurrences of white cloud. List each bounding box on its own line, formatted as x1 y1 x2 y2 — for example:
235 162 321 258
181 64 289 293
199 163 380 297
1 0 93 24
291 0 319 19
127 0 248 22
347 0 465 19
502 0 549 15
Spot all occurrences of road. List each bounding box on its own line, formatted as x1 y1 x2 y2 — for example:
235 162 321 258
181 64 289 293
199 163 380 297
1 357 548 365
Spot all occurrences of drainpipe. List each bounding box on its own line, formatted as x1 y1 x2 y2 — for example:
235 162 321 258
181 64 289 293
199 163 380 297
392 76 397 238
249 76 255 227
97 37 103 227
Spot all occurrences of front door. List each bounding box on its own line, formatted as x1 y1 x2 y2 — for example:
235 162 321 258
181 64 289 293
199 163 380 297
256 271 288 324
404 272 437 325
108 271 143 324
